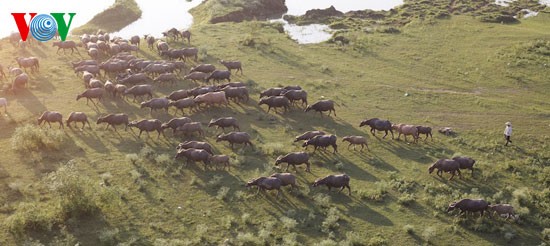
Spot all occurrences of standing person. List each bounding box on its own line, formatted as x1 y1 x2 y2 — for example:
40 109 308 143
504 122 512 146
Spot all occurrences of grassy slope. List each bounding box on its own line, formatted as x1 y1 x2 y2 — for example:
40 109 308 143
0 13 549 245
71 0 142 35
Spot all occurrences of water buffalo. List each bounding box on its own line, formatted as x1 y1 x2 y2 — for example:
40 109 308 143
428 159 461 180
176 141 214 155
488 204 515 220
416 126 433 141
222 86 249 103
209 155 230 170
359 118 394 139
447 199 490 217
302 134 338 153
206 70 231 83
128 119 164 138
16 57 39 73
167 89 190 101
174 148 212 170
219 60 242 74
190 64 216 74
216 132 252 149
96 113 129 131
305 100 336 117
38 111 63 129
342 136 369 151
183 72 208 83
294 130 326 142
169 98 196 115
258 96 290 113
66 112 91 129
208 117 240 132
270 173 298 189
162 117 193 134
53 41 79 54
452 156 476 175
141 98 170 113
124 84 153 102
313 174 351 195
260 87 286 98
392 124 419 143
246 176 282 196
175 122 204 137
77 88 104 105
275 152 310 172
282 89 307 106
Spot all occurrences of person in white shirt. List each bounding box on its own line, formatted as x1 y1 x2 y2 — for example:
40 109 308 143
504 122 512 146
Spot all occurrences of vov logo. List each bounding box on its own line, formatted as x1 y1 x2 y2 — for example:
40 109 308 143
12 13 76 42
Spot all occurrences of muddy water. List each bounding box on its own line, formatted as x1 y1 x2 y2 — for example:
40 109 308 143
0 0 114 38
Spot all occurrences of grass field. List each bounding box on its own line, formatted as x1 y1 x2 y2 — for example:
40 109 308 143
0 7 549 246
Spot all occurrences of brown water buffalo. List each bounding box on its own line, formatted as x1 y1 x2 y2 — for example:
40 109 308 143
416 126 433 141
209 155 230 170
183 72 208 83
124 84 153 102
174 148 212 170
208 117 240 132
38 111 63 129
313 174 351 195
275 152 310 172
392 124 419 143
342 136 369 151
259 96 290 113
16 57 39 73
294 130 326 142
219 60 242 74
216 132 252 149
222 86 249 103
190 64 216 74
282 89 307 106
177 141 214 155
260 87 286 98
447 199 490 217
206 70 231 83
167 89 190 101
118 72 150 85
53 40 79 54
428 159 461 180
128 119 164 138
162 117 193 134
246 176 282 196
181 30 191 43
452 156 476 175
194 91 228 107
270 173 298 189
488 204 516 220
175 122 204 137
141 98 170 113
66 112 91 129
130 35 140 47
154 73 177 85
359 118 394 139
96 113 129 131
169 98 196 115
77 88 104 105
305 100 336 117
302 134 338 153
181 47 198 62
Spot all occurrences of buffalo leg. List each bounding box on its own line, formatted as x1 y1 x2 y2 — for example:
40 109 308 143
347 143 352 150
449 171 455 180
371 128 376 136
383 130 388 139
346 185 351 195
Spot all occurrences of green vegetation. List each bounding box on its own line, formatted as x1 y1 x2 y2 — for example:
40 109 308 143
0 1 549 245
72 0 142 34
189 0 286 24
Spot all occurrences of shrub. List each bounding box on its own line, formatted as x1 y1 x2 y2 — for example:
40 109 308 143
139 146 156 162
280 216 298 230
5 202 59 236
341 231 364 246
236 232 258 245
422 226 437 243
542 228 550 241
126 154 139 165
512 187 531 206
241 213 252 225
322 207 340 233
314 193 332 208
359 181 388 201
282 233 299 246
367 234 387 246
403 224 415 234
99 228 120 245
397 194 416 206
154 154 173 166
216 186 231 201
11 124 65 152
207 175 223 188
319 239 338 246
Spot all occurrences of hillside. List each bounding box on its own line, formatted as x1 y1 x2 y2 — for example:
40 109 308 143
0 6 549 246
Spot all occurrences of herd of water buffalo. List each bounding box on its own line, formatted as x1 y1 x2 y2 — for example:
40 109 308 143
0 28 515 220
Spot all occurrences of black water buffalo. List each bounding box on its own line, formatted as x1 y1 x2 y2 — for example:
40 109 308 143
302 134 338 153
305 100 336 117
447 199 490 217
275 152 311 172
359 118 394 139
313 174 351 195
428 159 461 180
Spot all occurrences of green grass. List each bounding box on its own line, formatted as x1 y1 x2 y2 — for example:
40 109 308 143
0 9 549 246
71 0 142 34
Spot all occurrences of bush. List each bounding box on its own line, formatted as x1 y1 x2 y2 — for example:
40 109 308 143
216 186 231 201
321 207 340 233
11 124 65 152
5 202 59 236
358 181 389 201
367 234 387 246
154 154 173 166
280 216 298 230
422 226 437 243
397 194 416 206
126 153 139 165
542 228 550 241
314 193 332 208
403 224 415 234
99 228 120 246
236 232 258 245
